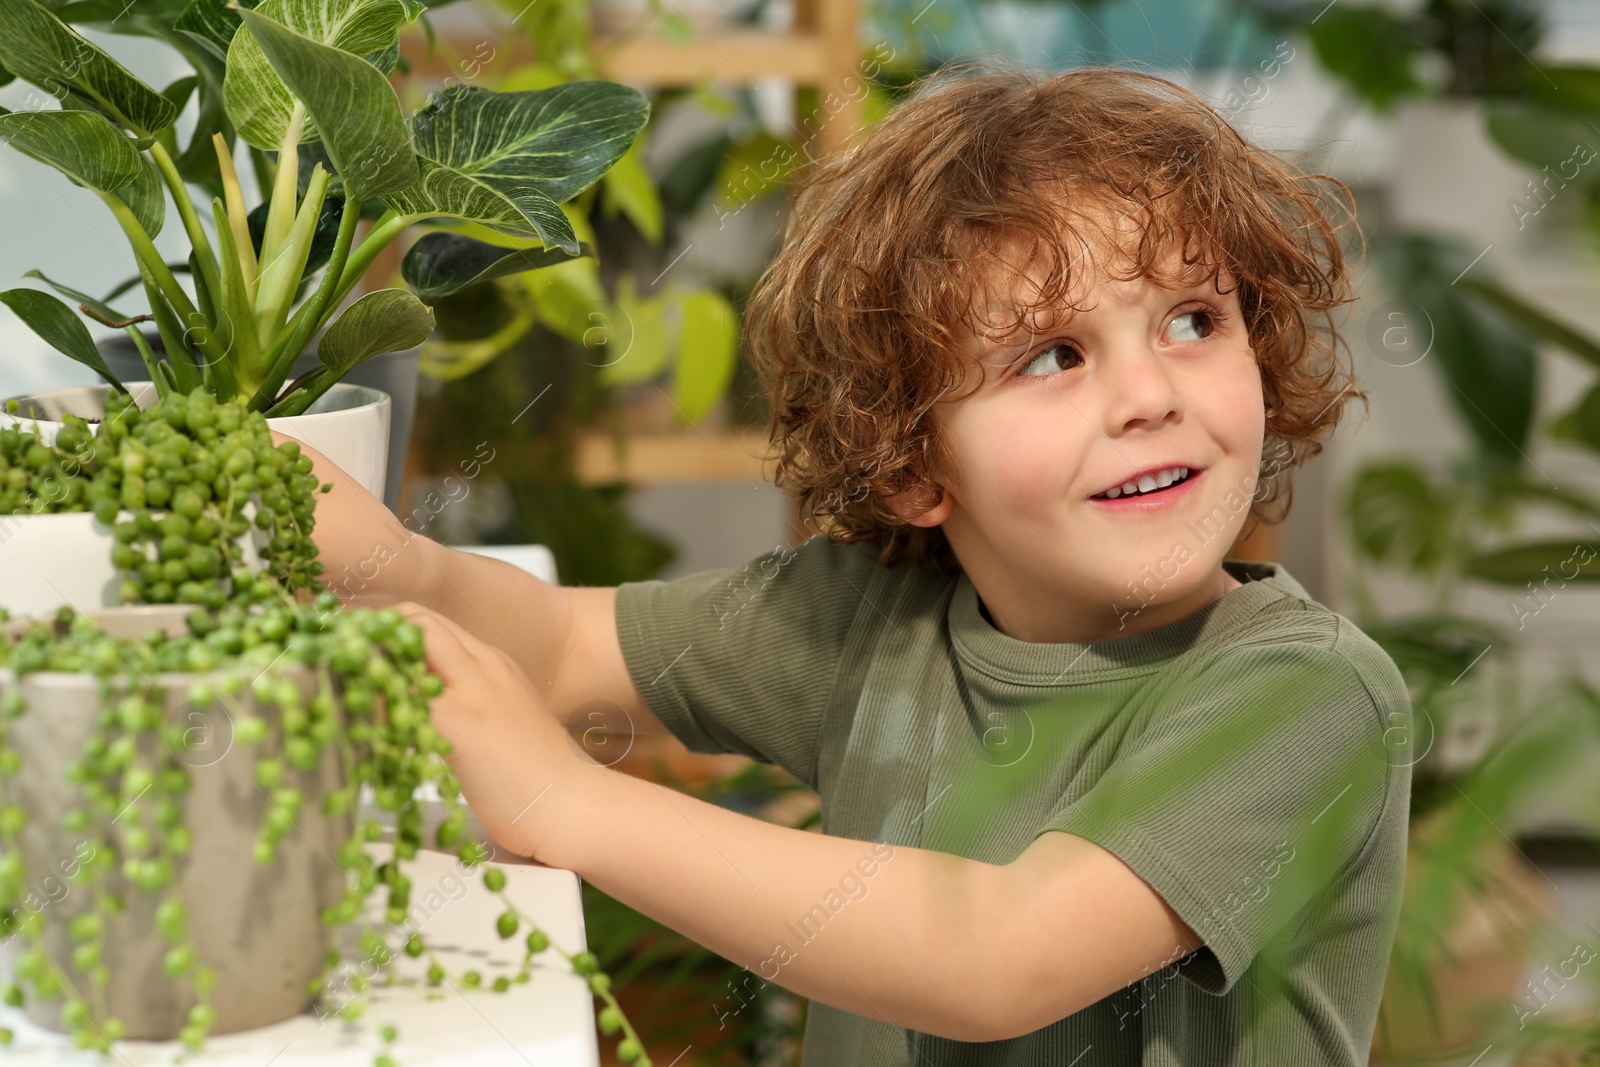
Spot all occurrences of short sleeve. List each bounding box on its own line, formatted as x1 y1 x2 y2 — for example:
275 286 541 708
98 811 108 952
613 534 881 789
1032 641 1400 996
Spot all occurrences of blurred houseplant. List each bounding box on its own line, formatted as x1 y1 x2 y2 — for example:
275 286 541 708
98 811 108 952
394 0 754 589
1175 1 1600 1060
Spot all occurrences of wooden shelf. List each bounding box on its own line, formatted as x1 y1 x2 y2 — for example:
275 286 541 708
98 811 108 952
590 29 832 84
574 427 774 485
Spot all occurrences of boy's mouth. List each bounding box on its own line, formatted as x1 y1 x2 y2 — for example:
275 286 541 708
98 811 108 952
1090 465 1201 500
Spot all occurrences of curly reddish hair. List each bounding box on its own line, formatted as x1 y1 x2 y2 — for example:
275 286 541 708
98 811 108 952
745 62 1368 575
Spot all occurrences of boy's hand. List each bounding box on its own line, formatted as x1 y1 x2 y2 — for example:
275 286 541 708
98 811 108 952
393 601 596 863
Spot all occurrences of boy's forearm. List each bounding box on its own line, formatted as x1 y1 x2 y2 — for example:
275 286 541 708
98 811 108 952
532 768 1011 1043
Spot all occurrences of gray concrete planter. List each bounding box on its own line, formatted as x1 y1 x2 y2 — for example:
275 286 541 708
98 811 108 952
0 606 352 1039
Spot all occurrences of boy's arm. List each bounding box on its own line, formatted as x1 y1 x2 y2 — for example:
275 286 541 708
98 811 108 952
282 431 666 735
418 553 670 736
538 769 1203 1043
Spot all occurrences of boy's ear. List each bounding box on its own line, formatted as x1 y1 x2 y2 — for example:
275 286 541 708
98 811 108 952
884 482 953 528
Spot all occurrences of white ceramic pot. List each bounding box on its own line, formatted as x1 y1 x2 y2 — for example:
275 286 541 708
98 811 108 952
0 605 351 1039
0 381 390 619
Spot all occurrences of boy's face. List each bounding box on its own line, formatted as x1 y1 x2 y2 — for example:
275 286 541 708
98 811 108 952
892 222 1266 643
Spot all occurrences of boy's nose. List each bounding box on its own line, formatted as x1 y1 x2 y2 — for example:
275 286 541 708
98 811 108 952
1101 340 1182 431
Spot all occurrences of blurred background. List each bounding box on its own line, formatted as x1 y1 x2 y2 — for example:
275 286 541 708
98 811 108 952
5 0 1600 1062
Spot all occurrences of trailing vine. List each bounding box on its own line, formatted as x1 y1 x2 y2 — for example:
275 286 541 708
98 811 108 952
0 386 652 1065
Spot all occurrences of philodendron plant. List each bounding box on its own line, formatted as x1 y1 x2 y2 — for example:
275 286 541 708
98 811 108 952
0 0 648 415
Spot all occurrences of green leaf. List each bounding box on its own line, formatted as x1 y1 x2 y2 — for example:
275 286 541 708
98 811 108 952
1464 541 1600 585
711 130 800 208
113 152 166 238
22 267 128 323
599 139 662 242
1549 381 1600 453
229 1 418 201
317 287 434 378
210 196 261 370
399 231 593 299
598 275 668 386
1456 274 1600 374
1525 64 1600 116
0 287 126 389
1372 232 1537 466
1304 5 1421 113
0 106 143 192
0 0 176 135
223 0 411 147
670 288 737 424
1344 460 1458 572
387 82 650 253
1483 103 1600 201
1360 616 1509 690
175 0 262 62
386 155 577 253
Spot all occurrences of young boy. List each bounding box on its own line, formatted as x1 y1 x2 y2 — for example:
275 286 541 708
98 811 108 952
296 63 1412 1065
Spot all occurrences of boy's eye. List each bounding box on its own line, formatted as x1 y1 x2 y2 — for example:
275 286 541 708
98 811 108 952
1018 342 1081 378
1169 309 1216 343
1015 308 1217 379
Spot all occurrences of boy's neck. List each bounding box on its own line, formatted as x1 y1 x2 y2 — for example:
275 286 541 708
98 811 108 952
972 564 1248 644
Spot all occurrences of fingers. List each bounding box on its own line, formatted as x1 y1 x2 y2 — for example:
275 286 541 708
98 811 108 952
393 602 478 686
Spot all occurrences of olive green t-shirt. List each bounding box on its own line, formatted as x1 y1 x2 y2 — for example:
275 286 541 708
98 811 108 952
614 534 1413 1066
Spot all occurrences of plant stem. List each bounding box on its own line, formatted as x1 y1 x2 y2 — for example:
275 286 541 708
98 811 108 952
326 209 414 313
98 192 224 369
149 140 224 327
248 196 364 412
124 320 168 394
258 103 306 287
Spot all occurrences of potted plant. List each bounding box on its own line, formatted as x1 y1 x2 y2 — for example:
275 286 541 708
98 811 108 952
0 0 648 614
1331 226 1600 1061
0 386 656 1064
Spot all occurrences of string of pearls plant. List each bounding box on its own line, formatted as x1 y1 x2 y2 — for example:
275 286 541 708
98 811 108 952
0 387 652 1064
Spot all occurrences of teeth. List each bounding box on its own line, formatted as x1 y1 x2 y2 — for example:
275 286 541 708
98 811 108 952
1097 466 1190 499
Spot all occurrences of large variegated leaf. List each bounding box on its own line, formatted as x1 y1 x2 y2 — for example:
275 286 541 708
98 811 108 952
0 106 141 190
384 83 649 253
115 153 165 236
384 155 577 253
230 4 418 201
0 0 176 135
399 231 592 298
223 0 417 150
410 82 649 203
0 287 127 390
317 287 434 376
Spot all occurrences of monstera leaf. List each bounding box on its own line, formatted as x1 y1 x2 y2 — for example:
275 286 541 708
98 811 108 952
383 82 650 254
